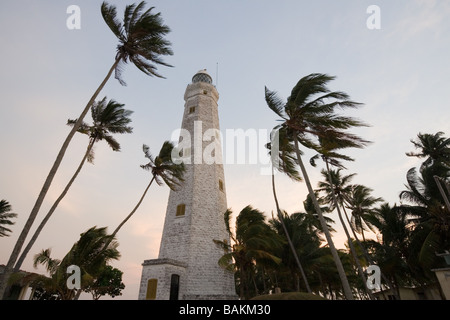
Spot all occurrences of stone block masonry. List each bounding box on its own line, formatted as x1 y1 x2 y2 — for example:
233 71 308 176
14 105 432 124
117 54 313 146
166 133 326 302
138 70 237 300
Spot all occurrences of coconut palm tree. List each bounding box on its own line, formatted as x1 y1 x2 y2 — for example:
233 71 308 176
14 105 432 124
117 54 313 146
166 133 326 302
0 1 173 297
365 203 412 299
30 226 120 300
406 132 450 169
400 164 450 276
310 128 373 297
0 200 17 238
265 73 366 299
316 169 375 299
346 184 383 243
107 141 185 244
269 210 325 293
406 131 450 210
267 127 311 292
214 206 282 299
13 98 133 273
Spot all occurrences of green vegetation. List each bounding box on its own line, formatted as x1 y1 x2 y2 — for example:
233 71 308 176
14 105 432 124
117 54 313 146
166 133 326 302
0 200 17 238
1 1 449 301
216 73 450 300
13 227 123 300
0 1 174 298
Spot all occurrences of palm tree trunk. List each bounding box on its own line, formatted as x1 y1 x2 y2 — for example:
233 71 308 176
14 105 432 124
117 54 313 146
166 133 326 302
109 176 155 242
13 138 96 272
341 204 399 300
324 159 374 300
292 134 354 300
0 58 121 299
239 265 246 299
271 165 312 293
434 175 450 211
98 175 156 256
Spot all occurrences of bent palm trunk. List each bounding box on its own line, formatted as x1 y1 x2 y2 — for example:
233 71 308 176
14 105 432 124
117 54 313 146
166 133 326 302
103 176 155 252
324 159 374 299
0 58 121 298
14 139 96 272
271 165 312 293
293 134 354 300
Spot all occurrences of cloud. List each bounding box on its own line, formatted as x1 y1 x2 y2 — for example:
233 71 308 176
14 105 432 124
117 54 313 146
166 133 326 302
388 0 450 43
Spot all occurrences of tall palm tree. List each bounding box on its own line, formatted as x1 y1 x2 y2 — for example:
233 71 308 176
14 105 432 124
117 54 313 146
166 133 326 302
0 200 17 238
14 98 133 272
406 131 450 210
268 128 311 293
311 128 373 298
265 73 366 299
269 210 324 293
400 164 450 275
365 203 412 299
31 226 120 300
107 141 185 244
0 1 173 297
346 184 383 242
406 132 450 169
317 169 375 299
214 206 282 299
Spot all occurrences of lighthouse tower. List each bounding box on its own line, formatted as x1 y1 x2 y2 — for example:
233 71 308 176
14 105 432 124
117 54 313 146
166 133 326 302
138 69 236 300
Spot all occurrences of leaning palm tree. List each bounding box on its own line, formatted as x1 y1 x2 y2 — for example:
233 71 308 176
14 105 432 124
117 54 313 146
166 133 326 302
0 200 17 238
406 131 450 169
366 203 411 299
214 206 282 299
345 184 383 243
406 131 450 210
107 141 185 244
268 127 311 293
31 226 120 300
265 73 366 299
317 170 375 299
399 164 450 275
312 130 374 299
13 98 133 273
0 1 173 297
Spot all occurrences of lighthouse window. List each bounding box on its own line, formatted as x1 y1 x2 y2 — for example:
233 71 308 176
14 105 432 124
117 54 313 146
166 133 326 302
189 106 196 114
219 179 224 192
176 204 186 216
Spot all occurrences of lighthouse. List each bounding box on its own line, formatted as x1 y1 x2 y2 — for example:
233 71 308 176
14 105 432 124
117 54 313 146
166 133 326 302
138 69 236 300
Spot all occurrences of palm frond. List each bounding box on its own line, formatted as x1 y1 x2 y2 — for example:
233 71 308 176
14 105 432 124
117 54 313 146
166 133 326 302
102 1 173 83
101 2 125 41
0 200 17 237
268 125 302 181
265 87 286 119
33 248 61 275
140 142 185 190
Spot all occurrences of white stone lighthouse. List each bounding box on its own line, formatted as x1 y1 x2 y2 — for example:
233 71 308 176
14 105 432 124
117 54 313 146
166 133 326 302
138 69 236 300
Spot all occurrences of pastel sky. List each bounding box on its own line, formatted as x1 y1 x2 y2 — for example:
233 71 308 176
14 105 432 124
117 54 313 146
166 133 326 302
1 0 449 299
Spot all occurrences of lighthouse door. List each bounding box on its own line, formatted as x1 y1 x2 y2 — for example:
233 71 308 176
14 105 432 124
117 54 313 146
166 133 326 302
169 274 180 300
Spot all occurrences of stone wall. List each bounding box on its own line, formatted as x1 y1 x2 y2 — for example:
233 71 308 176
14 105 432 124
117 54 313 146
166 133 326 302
138 74 236 300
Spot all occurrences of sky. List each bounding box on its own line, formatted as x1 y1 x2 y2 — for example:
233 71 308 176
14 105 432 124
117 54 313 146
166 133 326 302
1 0 449 300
